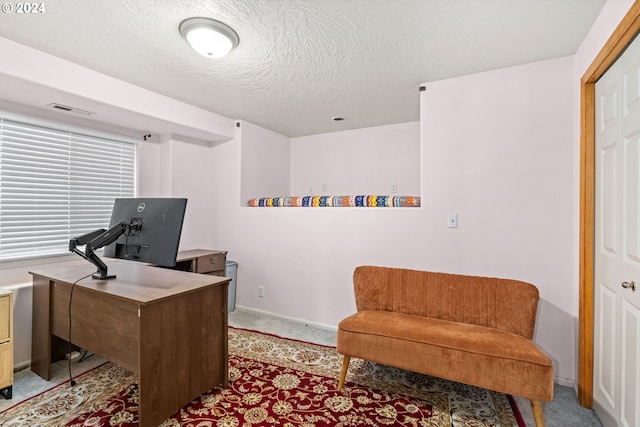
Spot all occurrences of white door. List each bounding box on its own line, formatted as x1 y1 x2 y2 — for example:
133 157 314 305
594 33 640 427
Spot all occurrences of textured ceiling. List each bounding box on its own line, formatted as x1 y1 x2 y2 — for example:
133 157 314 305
0 0 605 137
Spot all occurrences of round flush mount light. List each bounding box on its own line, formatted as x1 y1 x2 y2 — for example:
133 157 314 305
179 17 239 58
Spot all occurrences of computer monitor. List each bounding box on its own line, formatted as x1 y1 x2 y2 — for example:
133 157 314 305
69 198 187 279
103 198 187 267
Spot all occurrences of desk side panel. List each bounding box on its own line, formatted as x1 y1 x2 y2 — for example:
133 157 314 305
138 282 228 427
31 275 52 380
50 282 139 372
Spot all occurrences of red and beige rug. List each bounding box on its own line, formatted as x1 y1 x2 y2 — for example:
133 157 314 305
0 328 524 426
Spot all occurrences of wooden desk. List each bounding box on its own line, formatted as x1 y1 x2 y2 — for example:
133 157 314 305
30 259 230 427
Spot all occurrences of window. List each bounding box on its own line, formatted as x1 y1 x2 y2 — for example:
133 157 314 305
0 111 136 262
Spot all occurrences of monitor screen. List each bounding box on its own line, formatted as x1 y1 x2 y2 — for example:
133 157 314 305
103 198 187 267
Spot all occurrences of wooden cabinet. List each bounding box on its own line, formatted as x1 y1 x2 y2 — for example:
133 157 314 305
0 289 13 399
174 249 227 277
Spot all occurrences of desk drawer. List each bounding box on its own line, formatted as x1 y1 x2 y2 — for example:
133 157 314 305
195 252 226 274
0 295 9 342
0 341 12 389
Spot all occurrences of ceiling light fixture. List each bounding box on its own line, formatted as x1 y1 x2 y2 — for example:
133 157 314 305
179 17 239 58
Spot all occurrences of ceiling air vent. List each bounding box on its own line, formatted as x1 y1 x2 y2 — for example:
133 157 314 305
47 103 95 115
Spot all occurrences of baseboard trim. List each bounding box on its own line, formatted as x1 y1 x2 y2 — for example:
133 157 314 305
233 305 338 333
14 360 30 372
554 376 575 388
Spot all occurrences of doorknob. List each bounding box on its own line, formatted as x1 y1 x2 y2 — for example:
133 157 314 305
621 281 636 291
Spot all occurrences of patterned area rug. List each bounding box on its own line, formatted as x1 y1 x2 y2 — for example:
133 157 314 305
0 328 524 426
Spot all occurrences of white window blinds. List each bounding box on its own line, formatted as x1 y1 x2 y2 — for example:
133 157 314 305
0 112 136 262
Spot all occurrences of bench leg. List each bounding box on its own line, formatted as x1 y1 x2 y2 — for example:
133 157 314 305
531 400 545 427
337 355 350 389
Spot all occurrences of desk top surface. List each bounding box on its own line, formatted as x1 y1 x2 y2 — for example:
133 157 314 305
29 259 230 304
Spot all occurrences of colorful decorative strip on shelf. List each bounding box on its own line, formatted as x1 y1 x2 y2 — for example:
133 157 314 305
247 195 420 207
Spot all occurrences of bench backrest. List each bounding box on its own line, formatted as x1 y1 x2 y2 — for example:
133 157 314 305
353 265 539 339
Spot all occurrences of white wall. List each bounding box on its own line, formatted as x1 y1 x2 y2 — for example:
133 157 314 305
422 56 575 383
131 134 222 249
159 138 218 250
240 120 290 204
214 56 577 384
291 121 420 195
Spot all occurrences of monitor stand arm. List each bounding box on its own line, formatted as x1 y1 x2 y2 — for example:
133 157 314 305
69 221 138 280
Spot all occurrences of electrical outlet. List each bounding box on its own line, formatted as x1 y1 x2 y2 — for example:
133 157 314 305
391 183 397 193
321 183 327 193
448 213 458 228
258 286 264 298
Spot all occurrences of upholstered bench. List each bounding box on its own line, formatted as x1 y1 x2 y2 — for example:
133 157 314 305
337 265 554 427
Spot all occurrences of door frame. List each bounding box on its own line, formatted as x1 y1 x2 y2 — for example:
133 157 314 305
578 1 640 407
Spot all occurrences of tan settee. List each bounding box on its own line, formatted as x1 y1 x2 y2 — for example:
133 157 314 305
337 265 554 427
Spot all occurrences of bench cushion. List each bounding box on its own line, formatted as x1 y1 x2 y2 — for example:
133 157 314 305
337 310 554 401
